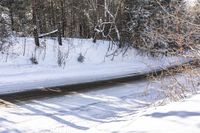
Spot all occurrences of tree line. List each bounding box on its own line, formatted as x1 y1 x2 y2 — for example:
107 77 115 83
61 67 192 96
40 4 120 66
0 0 200 55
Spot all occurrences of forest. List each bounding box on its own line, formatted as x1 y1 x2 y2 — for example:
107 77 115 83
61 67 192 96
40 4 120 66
0 1 200 132
0 0 200 55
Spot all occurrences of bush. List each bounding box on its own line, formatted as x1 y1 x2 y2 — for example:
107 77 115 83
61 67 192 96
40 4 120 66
30 57 38 64
57 48 69 67
77 53 85 63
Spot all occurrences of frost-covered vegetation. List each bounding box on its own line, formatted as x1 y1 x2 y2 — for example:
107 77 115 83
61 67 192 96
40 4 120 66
0 5 11 51
0 0 200 56
0 1 200 132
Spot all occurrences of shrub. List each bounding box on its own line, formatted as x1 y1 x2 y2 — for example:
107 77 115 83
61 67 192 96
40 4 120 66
30 56 38 64
77 53 85 63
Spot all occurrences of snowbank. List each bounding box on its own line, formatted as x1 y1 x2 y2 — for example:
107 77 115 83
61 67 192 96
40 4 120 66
89 93 200 133
0 37 188 94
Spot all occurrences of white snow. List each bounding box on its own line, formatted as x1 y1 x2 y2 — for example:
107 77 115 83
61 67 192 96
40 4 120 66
0 37 188 94
39 30 58 38
0 37 199 133
89 93 200 133
184 0 198 8
0 73 199 133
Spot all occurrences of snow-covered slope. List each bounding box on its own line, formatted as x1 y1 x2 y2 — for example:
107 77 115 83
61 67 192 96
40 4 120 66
0 37 188 94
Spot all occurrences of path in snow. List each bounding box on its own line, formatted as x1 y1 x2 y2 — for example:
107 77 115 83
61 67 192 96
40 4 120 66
0 79 163 133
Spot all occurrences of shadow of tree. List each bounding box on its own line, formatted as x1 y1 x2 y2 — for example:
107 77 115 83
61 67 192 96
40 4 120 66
145 111 200 118
21 104 89 130
0 117 21 133
0 81 163 132
0 117 14 124
5 91 153 132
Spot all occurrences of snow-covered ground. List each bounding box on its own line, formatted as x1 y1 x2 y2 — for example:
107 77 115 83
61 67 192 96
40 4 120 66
0 37 199 133
0 37 188 94
0 73 199 133
89 93 200 133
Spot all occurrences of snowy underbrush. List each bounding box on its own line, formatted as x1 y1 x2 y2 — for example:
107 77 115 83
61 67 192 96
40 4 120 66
0 37 185 68
147 67 200 105
0 37 132 66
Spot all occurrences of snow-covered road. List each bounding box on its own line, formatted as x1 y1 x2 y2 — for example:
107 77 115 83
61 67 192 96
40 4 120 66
0 73 199 133
0 37 199 133
0 79 163 133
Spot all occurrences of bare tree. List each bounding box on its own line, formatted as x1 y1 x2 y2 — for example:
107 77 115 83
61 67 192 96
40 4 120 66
0 5 10 51
32 0 40 47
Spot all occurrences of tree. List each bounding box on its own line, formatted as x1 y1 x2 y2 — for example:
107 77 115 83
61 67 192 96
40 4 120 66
0 5 10 51
32 0 40 47
1 0 199 56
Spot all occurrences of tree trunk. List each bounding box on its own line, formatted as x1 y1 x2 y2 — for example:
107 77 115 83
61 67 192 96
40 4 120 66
60 0 65 37
58 23 62 46
33 28 40 47
32 0 40 47
9 7 14 31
